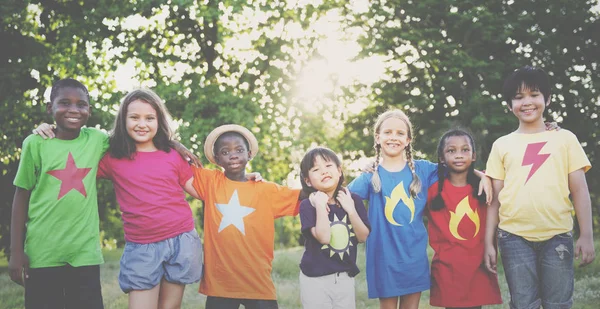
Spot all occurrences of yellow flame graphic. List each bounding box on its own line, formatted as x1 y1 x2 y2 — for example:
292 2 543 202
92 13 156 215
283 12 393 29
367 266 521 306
448 196 480 240
384 182 415 226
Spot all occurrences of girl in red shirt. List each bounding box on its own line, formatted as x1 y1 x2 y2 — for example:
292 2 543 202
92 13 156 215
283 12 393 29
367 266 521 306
426 129 502 309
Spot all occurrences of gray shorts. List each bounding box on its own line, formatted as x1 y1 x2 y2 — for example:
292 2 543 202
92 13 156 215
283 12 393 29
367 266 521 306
299 271 355 309
118 229 203 293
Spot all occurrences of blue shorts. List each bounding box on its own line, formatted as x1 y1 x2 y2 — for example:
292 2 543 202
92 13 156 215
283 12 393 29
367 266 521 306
119 229 203 293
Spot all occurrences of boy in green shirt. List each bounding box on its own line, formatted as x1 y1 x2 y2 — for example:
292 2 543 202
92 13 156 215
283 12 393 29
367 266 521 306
9 78 106 309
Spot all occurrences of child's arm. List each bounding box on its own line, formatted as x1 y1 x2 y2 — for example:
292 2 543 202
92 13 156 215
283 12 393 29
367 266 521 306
484 178 503 274
474 170 493 204
170 141 201 167
8 187 31 286
183 177 201 200
569 168 596 266
310 191 332 245
32 123 55 139
337 188 370 243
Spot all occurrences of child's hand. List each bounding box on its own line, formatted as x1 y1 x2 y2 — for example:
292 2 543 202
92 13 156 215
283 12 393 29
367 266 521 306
575 235 596 267
544 121 561 131
362 160 376 173
8 251 29 286
246 172 263 182
478 176 493 205
336 188 356 216
483 244 497 274
32 123 55 139
172 141 202 167
310 191 330 212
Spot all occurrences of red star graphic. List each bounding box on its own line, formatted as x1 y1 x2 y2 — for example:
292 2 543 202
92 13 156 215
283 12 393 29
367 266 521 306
47 152 92 199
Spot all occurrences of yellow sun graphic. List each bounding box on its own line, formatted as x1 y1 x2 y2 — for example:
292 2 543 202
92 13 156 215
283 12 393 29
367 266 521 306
321 214 355 259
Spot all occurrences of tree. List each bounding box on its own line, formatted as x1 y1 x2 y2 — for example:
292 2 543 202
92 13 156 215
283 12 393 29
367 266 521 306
340 0 600 224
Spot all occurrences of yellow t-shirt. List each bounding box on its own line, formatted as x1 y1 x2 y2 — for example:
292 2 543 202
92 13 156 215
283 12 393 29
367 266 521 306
486 130 591 241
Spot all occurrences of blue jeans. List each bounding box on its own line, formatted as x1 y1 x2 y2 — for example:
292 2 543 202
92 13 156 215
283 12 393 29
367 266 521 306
498 229 574 309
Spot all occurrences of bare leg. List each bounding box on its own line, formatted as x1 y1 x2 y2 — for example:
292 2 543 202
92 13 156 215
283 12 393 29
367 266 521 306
398 292 421 309
158 278 185 309
129 284 160 309
379 296 399 309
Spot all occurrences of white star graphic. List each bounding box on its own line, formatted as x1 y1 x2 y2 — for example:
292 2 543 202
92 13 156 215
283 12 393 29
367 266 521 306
216 190 255 235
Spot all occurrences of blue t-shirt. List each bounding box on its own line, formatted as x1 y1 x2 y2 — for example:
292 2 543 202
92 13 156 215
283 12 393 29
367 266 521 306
348 160 437 298
299 192 370 277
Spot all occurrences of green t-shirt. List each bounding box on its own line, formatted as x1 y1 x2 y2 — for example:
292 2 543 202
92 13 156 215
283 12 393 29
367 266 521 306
13 127 109 268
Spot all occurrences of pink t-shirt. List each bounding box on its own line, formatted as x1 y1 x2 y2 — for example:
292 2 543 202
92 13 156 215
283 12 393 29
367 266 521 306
98 149 195 243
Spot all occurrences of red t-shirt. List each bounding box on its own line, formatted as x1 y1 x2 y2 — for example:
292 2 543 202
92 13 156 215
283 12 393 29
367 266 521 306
426 179 502 307
192 167 300 300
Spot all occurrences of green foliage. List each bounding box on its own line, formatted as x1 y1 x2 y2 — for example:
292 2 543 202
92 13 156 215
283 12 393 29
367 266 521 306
342 0 599 199
1 0 599 256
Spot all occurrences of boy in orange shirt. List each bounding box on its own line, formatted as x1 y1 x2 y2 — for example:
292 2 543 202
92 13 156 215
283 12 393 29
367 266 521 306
192 124 305 309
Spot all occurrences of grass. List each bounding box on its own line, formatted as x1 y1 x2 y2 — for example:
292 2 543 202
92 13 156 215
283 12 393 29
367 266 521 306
1 240 600 309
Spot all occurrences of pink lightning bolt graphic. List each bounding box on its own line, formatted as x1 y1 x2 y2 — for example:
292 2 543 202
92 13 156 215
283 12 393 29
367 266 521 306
522 142 550 184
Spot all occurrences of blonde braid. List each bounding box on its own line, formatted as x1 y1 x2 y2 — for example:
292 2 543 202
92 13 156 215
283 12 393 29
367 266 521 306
405 144 421 198
372 144 382 193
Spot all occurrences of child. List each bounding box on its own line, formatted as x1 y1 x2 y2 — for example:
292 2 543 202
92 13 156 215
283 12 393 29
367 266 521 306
426 129 502 309
484 66 595 309
298 147 371 309
96 88 203 309
9 78 105 308
192 124 305 309
348 109 491 309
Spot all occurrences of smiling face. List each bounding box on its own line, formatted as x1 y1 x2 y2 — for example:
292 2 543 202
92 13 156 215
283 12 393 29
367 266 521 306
509 85 549 126
375 117 412 158
305 155 342 195
441 135 475 174
126 99 158 151
47 87 90 139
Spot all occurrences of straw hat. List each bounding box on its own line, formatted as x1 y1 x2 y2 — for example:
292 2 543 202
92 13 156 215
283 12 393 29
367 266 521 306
203 124 259 165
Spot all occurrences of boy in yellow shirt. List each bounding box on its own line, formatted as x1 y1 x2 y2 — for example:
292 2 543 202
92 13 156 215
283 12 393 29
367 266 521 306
484 66 595 309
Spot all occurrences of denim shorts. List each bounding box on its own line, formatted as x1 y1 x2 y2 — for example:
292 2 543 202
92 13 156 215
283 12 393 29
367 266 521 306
497 229 574 309
119 229 203 293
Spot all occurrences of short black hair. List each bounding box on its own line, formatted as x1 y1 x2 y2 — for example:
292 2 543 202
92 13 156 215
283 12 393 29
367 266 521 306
502 66 551 107
50 78 90 103
299 147 344 197
214 132 250 156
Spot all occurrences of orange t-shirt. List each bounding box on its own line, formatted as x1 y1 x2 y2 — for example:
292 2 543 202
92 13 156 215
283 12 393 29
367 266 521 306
192 167 300 300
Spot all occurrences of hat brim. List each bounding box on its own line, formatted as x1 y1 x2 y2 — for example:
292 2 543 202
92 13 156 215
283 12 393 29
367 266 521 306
203 124 259 165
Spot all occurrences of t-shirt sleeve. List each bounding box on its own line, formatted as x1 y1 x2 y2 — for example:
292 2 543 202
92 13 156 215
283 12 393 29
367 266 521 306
99 130 109 154
191 166 217 200
566 132 591 173
174 151 193 187
299 199 317 238
348 172 372 200
268 184 301 218
352 193 370 230
419 160 438 189
486 140 505 180
97 154 111 179
13 136 39 190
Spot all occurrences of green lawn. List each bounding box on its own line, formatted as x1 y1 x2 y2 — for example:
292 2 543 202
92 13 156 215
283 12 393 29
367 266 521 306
1 241 600 309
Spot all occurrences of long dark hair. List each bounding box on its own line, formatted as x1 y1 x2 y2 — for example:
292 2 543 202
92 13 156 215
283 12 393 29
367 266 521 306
299 147 345 201
430 129 486 211
109 88 174 159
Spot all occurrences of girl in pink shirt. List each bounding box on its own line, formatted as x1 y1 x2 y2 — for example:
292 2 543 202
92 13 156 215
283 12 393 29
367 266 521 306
97 88 202 309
